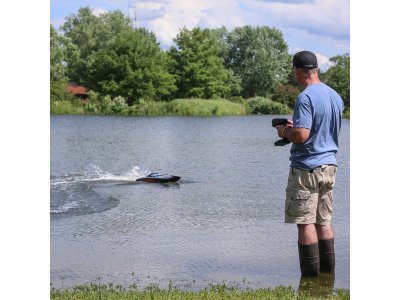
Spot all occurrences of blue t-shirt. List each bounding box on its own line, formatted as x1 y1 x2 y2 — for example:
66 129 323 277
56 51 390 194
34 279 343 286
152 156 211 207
290 83 344 169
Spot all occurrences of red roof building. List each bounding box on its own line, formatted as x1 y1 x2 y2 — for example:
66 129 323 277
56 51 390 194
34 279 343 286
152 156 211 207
67 83 89 99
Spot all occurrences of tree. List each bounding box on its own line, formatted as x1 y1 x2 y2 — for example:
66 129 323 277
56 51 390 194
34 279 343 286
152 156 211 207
209 27 230 60
321 53 350 109
271 83 302 109
168 27 231 99
226 26 291 98
86 29 176 104
50 24 66 82
61 7 132 84
50 25 75 102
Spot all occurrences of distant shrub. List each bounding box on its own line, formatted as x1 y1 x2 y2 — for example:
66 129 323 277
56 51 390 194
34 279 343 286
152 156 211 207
343 108 350 119
111 96 129 115
50 100 84 115
50 81 75 102
87 90 100 103
271 84 301 109
247 96 292 114
129 99 248 116
98 95 113 114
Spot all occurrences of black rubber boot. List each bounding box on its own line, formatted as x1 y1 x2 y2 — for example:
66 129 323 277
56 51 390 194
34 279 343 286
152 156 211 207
298 242 320 277
318 239 335 273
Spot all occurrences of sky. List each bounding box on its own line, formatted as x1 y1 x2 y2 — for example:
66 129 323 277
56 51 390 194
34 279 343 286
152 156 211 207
50 0 350 71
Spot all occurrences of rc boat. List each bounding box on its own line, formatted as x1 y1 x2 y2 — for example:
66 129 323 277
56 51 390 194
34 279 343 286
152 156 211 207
136 172 180 183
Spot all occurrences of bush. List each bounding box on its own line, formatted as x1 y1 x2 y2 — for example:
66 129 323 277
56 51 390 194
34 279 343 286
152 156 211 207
50 100 84 115
98 95 113 114
271 84 301 109
343 108 350 119
50 81 75 102
129 99 248 116
247 96 292 114
111 96 129 115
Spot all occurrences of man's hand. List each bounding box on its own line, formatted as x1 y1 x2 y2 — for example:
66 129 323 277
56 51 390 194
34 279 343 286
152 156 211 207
275 119 310 144
276 125 286 138
275 119 293 138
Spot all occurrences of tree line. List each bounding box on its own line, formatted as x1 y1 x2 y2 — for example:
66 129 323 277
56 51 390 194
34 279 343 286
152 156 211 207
51 7 350 115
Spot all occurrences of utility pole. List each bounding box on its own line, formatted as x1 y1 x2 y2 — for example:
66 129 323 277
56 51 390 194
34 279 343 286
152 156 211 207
128 0 137 28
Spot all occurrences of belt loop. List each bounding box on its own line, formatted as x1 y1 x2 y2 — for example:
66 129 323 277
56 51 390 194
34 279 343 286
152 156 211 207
309 168 313 173
291 168 294 174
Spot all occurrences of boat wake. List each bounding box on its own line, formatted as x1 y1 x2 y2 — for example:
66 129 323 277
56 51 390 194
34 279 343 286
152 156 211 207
50 165 151 186
50 165 150 219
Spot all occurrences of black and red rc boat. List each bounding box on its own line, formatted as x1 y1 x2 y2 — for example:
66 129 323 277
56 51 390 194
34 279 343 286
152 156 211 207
136 172 180 183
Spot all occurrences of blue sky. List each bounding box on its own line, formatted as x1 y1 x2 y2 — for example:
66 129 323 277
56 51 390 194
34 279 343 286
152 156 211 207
50 0 349 71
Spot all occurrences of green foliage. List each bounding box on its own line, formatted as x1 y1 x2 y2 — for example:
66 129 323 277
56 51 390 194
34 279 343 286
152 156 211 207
87 90 100 102
343 108 350 119
321 54 350 109
247 96 292 114
61 7 133 84
51 94 131 115
51 282 350 300
271 83 302 109
50 81 75 102
209 27 230 60
86 29 176 103
168 27 231 99
50 25 67 83
226 26 292 98
50 24 75 103
50 100 84 115
129 99 248 116
111 96 129 114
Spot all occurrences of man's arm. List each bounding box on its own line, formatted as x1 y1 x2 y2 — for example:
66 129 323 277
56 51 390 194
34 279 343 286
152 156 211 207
276 125 310 144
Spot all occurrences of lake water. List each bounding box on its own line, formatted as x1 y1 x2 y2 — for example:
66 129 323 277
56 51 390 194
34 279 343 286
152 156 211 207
50 115 350 290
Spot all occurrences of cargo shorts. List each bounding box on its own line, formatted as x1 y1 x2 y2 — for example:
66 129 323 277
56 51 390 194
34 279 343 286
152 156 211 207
285 164 337 224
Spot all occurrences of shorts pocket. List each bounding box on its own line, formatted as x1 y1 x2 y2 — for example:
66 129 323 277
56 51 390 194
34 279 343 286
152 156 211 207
287 189 312 217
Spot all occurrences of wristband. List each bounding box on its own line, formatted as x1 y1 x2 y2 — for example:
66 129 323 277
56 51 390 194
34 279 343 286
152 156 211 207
282 127 287 138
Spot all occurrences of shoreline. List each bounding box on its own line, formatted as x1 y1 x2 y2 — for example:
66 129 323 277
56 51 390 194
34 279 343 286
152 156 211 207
51 281 350 299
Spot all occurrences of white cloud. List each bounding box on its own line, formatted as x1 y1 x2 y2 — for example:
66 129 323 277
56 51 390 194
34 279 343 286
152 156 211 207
92 8 108 16
146 0 244 45
136 1 166 21
197 4 253 29
315 53 335 72
247 0 349 39
284 26 349 59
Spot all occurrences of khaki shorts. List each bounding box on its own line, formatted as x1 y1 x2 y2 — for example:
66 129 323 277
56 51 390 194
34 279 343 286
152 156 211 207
285 164 337 225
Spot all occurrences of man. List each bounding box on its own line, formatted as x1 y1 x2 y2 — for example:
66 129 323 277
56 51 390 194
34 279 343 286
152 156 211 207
275 50 344 277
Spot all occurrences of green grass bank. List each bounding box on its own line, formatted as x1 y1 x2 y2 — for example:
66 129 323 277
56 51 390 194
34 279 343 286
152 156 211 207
50 97 349 118
51 283 350 300
130 99 250 116
50 97 293 116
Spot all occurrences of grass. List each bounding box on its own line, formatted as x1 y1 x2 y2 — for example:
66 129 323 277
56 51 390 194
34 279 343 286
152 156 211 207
50 100 85 115
50 98 349 119
50 98 294 116
50 281 350 300
129 99 250 116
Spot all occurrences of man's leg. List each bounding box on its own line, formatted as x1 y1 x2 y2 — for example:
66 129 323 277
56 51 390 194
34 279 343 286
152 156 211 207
316 224 335 273
298 224 318 244
315 165 337 273
285 167 320 277
297 224 319 277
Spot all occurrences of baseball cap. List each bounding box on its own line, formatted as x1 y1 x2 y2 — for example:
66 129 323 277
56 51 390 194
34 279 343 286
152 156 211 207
293 51 318 69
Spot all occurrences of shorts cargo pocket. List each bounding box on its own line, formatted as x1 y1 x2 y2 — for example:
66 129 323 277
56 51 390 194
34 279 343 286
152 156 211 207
287 189 312 217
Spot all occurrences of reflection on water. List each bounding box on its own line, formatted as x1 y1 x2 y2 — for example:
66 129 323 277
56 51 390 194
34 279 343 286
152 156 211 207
51 115 349 290
298 273 336 298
